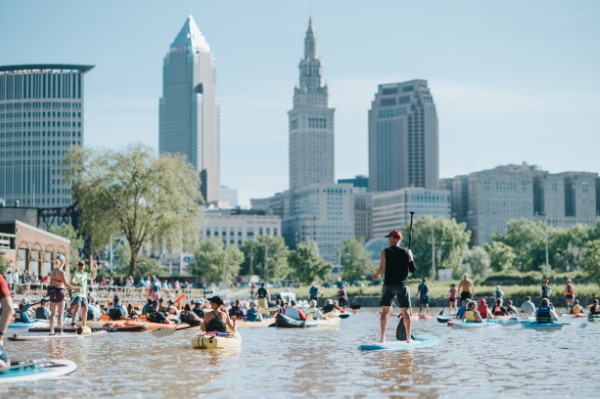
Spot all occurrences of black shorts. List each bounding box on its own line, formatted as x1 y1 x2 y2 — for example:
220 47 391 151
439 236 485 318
565 294 574 299
460 292 472 302
380 284 411 308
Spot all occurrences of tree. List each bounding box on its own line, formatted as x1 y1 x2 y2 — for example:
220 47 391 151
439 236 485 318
408 217 471 279
48 224 84 272
550 224 589 273
115 256 166 280
64 144 203 277
484 241 516 272
581 240 600 280
494 219 546 272
462 246 492 278
340 237 375 281
0 251 10 275
288 242 332 284
240 235 289 281
189 238 243 287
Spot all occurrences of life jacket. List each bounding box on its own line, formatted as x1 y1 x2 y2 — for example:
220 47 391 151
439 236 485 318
536 305 553 323
147 311 168 324
464 310 478 322
228 306 244 318
564 284 574 295
35 307 48 320
205 311 227 333
245 308 259 321
477 304 489 318
493 306 505 316
571 304 583 314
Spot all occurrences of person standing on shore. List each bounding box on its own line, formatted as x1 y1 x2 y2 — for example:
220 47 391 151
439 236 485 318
457 273 475 306
372 230 415 344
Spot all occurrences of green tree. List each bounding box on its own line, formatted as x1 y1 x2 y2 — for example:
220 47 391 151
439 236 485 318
581 240 600 280
494 219 547 272
484 241 516 272
239 235 289 281
462 246 492 278
340 237 376 281
408 217 470 279
288 241 332 284
64 144 203 277
550 224 589 273
189 238 243 287
0 251 10 275
115 256 166 280
47 224 84 272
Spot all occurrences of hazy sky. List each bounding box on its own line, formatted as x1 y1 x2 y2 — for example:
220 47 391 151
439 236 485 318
2 1 599 206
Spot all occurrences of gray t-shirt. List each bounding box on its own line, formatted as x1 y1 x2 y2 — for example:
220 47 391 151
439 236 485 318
521 300 536 315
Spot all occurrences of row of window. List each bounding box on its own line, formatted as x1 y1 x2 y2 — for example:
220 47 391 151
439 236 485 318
0 121 81 128
0 131 81 138
0 102 82 111
0 111 81 119
0 72 83 100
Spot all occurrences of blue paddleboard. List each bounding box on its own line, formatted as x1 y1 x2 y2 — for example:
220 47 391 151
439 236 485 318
521 321 569 329
358 334 439 351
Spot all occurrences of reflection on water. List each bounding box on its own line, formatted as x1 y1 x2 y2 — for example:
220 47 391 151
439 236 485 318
1 309 599 398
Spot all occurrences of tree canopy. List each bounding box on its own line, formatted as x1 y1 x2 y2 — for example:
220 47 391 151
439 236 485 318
189 238 243 287
340 237 376 281
240 235 290 281
288 241 332 284
64 144 203 277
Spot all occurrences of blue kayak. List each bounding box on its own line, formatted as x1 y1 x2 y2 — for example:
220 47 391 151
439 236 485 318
521 321 569 329
7 320 48 329
358 334 439 351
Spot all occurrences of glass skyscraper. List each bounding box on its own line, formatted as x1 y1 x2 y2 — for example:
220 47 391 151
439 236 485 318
0 64 93 208
159 15 220 204
368 80 439 192
288 18 335 191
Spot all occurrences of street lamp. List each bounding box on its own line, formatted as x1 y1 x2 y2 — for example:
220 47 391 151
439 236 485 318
544 214 549 277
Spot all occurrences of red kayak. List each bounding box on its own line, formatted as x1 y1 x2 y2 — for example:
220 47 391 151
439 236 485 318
29 321 148 333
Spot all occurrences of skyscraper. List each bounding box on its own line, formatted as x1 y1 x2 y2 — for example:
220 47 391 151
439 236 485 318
159 15 220 204
368 80 439 192
288 18 335 190
0 64 93 208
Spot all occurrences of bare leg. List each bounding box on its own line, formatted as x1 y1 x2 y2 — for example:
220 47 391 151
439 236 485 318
81 305 88 327
49 303 57 334
57 301 65 334
401 307 413 343
379 306 390 343
71 304 79 327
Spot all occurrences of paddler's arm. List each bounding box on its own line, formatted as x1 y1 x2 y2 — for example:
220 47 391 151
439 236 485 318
372 251 386 280
226 315 236 334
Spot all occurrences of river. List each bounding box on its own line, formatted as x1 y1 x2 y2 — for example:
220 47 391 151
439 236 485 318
1 308 598 398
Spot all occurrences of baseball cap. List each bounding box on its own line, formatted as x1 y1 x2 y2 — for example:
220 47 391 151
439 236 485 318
56 254 66 262
207 295 224 305
385 230 402 239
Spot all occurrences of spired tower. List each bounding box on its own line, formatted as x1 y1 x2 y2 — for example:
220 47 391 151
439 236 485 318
159 15 220 204
288 18 335 191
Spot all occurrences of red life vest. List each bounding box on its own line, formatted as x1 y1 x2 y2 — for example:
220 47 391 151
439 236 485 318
477 304 488 318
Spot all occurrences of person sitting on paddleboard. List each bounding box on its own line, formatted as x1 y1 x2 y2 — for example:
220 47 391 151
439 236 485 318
0 274 14 370
462 301 483 323
35 298 52 320
456 300 471 319
284 300 307 321
536 298 559 323
245 301 261 321
588 299 600 316
492 299 509 316
201 296 235 334
305 300 325 320
570 299 584 315
180 303 202 326
477 299 493 319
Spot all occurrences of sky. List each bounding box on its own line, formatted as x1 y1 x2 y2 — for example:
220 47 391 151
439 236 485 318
1 1 599 207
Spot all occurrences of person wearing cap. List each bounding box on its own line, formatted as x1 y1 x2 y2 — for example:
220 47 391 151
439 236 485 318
0 273 14 370
521 296 536 316
536 298 559 323
69 260 98 334
564 278 575 311
457 273 475 306
477 299 493 319
372 229 416 343
48 254 77 335
245 301 261 322
35 298 51 320
192 300 205 319
200 296 236 333
462 301 483 323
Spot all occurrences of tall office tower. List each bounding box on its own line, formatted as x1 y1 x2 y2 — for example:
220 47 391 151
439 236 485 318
159 15 220 204
368 80 439 192
288 18 335 190
0 64 93 208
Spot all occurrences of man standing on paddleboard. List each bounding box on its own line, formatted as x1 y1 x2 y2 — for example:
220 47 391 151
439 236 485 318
372 230 416 343
0 273 14 370
70 260 97 335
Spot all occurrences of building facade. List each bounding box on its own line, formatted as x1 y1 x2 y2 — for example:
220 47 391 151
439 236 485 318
450 164 599 245
368 80 439 192
288 18 335 191
0 64 93 208
372 187 451 238
159 15 220 204
201 208 281 249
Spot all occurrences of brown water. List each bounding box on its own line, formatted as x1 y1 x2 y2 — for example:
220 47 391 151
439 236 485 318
2 309 598 398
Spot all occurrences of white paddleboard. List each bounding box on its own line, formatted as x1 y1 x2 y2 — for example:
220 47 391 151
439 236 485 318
8 330 108 341
0 359 77 383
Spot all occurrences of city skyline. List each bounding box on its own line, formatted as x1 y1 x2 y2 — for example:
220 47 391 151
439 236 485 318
1 1 599 206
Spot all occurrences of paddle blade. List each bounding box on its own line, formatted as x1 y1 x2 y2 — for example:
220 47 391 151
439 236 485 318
339 313 350 319
349 304 361 310
151 328 177 338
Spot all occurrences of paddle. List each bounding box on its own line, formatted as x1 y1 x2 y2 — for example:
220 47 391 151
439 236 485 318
338 313 350 319
150 324 194 337
349 304 361 310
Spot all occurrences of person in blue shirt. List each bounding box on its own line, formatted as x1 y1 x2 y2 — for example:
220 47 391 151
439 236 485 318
309 282 319 302
108 295 128 320
417 278 430 315
456 300 471 319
